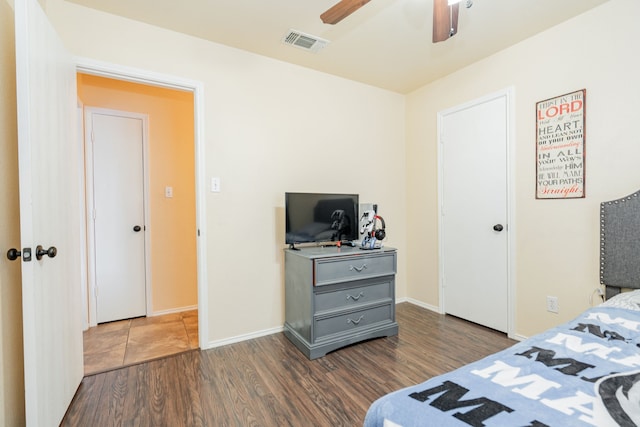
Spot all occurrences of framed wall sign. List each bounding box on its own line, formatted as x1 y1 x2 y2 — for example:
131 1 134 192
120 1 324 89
535 89 586 199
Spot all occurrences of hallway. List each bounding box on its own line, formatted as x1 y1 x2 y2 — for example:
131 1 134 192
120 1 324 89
83 310 198 375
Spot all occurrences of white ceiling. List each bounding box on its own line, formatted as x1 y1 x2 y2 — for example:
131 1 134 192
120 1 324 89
64 0 610 94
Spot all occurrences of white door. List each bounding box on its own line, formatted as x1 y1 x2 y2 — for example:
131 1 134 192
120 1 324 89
15 0 84 424
86 109 147 323
439 90 511 333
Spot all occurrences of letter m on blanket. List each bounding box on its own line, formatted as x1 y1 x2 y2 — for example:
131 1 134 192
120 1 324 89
516 346 595 375
470 361 561 399
409 380 513 427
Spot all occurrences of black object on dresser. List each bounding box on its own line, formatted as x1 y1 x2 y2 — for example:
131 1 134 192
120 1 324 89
284 246 398 359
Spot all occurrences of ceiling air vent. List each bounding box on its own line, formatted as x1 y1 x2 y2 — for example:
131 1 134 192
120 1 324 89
282 29 329 53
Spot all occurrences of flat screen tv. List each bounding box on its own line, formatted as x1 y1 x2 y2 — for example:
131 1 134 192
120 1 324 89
285 192 359 247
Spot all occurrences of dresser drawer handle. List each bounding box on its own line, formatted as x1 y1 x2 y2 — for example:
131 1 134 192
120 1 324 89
347 292 365 301
349 264 367 273
347 315 365 325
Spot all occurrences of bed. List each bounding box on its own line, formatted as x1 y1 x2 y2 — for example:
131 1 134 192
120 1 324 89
364 190 640 427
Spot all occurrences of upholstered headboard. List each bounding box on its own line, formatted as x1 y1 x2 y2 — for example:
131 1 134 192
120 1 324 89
600 189 640 299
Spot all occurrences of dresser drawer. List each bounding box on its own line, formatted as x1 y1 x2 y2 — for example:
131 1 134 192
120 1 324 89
314 252 396 286
314 303 393 341
315 281 392 313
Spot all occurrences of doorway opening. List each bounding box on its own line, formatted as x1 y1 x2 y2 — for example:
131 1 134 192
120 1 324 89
75 62 208 373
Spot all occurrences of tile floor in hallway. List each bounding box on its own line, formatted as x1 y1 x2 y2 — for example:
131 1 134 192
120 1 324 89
83 310 198 375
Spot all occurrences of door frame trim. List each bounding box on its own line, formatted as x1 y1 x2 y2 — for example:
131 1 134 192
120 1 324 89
75 57 210 349
84 107 151 325
436 87 516 338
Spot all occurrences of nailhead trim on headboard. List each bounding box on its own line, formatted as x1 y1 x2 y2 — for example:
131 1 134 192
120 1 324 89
600 190 640 296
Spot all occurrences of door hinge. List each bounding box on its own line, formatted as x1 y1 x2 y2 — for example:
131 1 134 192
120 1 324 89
197 229 200 237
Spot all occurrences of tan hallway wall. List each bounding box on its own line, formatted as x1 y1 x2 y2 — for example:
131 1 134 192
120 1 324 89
77 74 197 313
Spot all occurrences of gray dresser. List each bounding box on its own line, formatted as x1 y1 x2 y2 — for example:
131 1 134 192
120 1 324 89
284 246 398 359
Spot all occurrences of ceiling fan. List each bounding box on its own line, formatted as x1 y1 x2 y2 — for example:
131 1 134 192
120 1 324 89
320 0 470 43
320 0 371 25
433 0 460 43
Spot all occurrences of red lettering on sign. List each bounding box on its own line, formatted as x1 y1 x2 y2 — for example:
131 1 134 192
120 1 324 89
537 100 583 120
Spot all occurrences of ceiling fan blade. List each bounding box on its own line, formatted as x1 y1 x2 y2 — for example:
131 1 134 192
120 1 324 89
321 0 371 25
433 0 459 43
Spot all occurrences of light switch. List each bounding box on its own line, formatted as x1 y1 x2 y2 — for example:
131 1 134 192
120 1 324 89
211 177 221 193
165 186 173 198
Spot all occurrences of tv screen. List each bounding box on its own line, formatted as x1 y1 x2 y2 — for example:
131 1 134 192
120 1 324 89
285 192 359 246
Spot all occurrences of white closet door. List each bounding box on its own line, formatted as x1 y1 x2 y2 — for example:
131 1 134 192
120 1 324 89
88 110 147 323
440 92 510 333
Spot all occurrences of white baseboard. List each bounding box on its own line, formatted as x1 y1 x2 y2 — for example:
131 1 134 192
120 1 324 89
150 305 198 317
205 326 285 350
401 297 441 313
203 299 445 350
510 333 526 342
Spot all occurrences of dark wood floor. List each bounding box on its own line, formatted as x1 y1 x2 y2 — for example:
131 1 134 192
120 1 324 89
62 303 516 426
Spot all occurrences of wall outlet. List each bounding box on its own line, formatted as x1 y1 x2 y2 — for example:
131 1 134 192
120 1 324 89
546 296 559 313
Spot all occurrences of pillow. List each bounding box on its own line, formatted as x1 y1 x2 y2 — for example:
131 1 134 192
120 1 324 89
600 289 640 311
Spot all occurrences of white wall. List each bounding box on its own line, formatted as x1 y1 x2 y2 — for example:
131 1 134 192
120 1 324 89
45 0 407 345
406 0 640 337
42 0 640 345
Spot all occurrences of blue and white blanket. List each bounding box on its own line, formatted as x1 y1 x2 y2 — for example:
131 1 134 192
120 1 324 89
364 307 640 426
